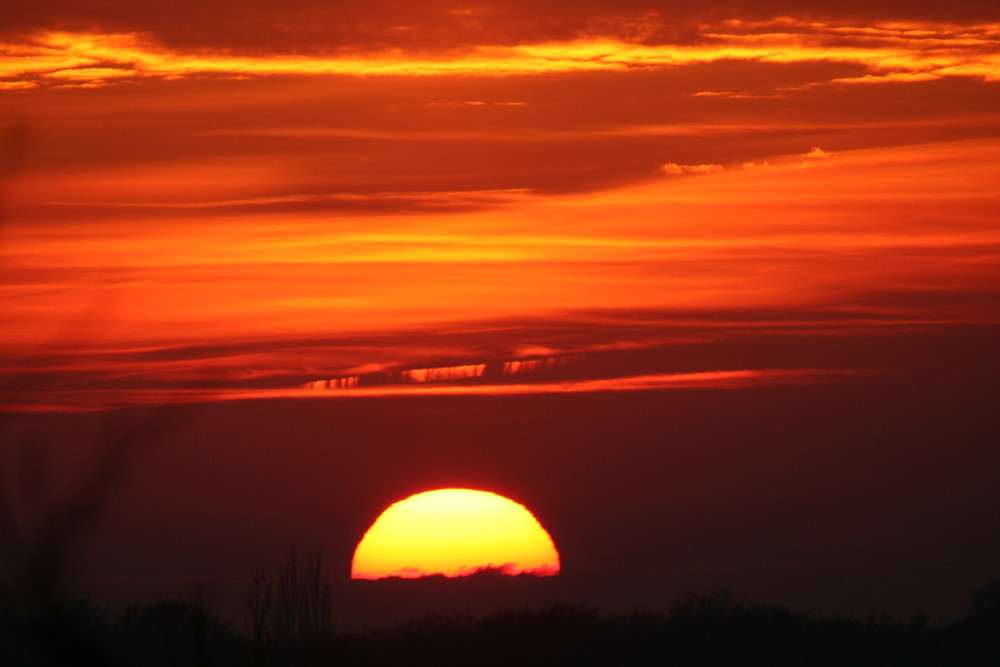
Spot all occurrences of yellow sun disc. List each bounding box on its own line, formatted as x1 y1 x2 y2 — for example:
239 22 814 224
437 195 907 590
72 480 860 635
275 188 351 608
351 488 560 579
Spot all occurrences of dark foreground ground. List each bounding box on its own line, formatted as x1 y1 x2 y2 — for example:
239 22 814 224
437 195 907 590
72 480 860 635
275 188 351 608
3 582 998 666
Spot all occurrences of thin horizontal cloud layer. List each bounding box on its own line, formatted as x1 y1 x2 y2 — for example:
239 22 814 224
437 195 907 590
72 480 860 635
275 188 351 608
2 19 998 88
2 136 998 409
0 368 867 412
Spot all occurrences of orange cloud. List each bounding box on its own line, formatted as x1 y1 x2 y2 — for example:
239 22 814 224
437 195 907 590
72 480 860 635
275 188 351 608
657 162 725 176
3 138 997 364
1 18 997 87
399 363 487 383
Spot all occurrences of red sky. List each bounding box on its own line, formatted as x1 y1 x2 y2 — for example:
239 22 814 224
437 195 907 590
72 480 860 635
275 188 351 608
1 0 998 625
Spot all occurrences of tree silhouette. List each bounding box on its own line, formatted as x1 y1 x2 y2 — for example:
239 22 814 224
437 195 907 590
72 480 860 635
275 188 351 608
244 564 275 666
272 548 333 643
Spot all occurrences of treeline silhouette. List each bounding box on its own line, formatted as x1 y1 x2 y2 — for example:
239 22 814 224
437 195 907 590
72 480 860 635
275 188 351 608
2 575 998 666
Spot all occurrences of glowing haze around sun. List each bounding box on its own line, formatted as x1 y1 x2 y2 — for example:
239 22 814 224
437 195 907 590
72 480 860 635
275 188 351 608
351 489 560 580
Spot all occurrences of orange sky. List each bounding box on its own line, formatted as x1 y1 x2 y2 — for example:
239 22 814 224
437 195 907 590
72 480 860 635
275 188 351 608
2 3 1000 629
1 4 998 410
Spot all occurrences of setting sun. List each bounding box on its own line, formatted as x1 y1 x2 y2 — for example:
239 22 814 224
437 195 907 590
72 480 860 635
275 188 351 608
351 489 560 580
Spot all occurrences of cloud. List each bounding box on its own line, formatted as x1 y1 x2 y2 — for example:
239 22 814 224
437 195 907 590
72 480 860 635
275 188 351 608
690 90 789 99
398 363 487 383
4 128 998 410
41 188 538 212
657 162 725 176
1 17 998 87
0 368 869 411
4 2 999 54
423 101 529 107
828 71 943 84
298 368 864 397
659 149 831 176
45 66 136 80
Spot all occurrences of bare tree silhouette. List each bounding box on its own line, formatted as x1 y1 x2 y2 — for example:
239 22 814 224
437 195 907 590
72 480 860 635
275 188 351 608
244 564 275 666
272 548 333 644
243 549 333 665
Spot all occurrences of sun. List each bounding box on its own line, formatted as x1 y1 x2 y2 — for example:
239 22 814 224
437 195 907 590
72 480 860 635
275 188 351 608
351 488 560 579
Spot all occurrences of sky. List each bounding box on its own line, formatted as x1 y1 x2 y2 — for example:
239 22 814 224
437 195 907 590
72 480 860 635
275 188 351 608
1 0 999 627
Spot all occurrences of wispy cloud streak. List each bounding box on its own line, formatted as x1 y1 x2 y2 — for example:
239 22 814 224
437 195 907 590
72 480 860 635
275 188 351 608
1 18 998 87
0 369 867 412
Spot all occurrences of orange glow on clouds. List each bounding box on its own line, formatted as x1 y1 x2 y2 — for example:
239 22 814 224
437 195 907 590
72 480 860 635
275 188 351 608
2 18 998 87
351 489 560 580
1 135 998 411
0 368 863 412
2 5 998 412
4 139 997 353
